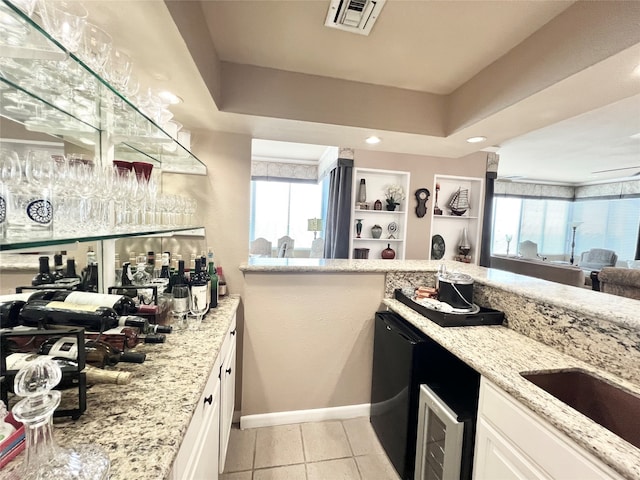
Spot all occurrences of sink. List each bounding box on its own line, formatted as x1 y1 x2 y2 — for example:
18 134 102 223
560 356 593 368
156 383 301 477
521 369 640 449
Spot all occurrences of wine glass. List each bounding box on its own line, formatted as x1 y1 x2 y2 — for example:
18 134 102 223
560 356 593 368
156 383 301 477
188 285 208 331
171 285 190 331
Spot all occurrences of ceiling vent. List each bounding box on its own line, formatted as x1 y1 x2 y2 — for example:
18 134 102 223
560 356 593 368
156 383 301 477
324 0 386 36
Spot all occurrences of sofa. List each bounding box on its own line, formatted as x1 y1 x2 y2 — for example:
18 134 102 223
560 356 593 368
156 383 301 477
598 267 640 300
490 255 585 287
579 248 617 273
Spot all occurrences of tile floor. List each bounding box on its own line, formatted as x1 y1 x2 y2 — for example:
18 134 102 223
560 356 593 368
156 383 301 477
221 417 401 480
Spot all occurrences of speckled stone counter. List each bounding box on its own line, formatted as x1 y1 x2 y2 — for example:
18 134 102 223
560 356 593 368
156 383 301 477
0 295 240 480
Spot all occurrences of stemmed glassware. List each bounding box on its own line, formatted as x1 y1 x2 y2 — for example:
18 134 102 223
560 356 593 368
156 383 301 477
171 285 190 331
188 286 208 331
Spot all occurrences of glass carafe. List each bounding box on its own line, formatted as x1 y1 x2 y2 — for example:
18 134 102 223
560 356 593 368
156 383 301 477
11 356 110 479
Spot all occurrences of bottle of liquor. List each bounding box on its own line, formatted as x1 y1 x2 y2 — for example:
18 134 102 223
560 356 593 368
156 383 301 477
81 248 99 292
159 252 171 279
145 251 156 277
85 326 166 350
37 336 146 368
18 300 120 332
28 290 138 315
118 315 172 334
168 259 188 294
32 256 54 286
200 255 211 308
0 299 26 328
207 252 219 309
189 258 209 313
52 253 65 281
217 266 227 296
5 353 132 385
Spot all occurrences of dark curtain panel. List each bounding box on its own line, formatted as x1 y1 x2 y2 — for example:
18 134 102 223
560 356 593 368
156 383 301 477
480 171 497 267
324 158 354 258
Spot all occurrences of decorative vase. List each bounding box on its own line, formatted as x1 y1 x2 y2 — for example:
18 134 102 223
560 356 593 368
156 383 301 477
355 219 363 238
381 244 396 259
374 199 382 210
386 203 397 211
371 224 382 239
358 179 367 203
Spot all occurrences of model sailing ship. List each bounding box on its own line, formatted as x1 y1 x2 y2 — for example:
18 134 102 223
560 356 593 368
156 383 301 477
448 187 469 216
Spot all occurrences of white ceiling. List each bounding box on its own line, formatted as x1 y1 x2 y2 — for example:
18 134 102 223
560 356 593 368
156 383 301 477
83 0 640 185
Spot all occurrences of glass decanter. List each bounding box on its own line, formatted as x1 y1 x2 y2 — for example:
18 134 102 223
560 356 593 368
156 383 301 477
11 356 110 480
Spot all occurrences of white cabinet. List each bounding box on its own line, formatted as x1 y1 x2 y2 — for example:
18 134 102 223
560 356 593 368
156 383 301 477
171 354 221 480
429 175 484 265
219 313 237 473
171 315 237 479
349 168 410 260
473 378 624 480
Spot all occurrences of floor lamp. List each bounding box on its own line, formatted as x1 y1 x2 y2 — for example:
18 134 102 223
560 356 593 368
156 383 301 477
569 222 583 265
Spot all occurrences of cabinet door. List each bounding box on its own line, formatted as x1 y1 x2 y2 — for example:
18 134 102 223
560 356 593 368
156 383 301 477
173 360 221 480
219 330 237 473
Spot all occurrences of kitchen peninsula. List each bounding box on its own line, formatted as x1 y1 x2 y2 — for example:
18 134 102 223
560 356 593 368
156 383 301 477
241 258 640 479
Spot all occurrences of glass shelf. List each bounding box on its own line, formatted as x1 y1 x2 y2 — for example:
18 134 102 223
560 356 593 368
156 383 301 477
0 0 206 174
0 226 205 252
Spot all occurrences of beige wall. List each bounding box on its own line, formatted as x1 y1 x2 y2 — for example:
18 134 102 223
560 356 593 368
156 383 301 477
242 272 385 416
354 149 487 259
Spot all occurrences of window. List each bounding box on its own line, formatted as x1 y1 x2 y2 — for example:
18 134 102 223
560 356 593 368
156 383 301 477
492 195 640 262
491 197 571 256
250 180 327 249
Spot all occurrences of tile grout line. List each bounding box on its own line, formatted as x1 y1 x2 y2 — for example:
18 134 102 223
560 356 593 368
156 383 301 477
298 424 309 480
341 419 364 480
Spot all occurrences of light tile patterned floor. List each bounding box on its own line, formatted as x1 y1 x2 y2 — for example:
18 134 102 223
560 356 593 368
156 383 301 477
221 418 401 480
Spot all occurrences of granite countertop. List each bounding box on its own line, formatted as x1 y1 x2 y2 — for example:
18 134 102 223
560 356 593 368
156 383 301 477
241 258 638 329
0 295 240 480
384 299 640 480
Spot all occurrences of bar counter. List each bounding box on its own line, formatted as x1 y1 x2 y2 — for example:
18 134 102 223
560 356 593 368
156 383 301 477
0 295 240 480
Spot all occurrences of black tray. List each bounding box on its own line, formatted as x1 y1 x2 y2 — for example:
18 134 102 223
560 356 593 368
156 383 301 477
393 289 505 327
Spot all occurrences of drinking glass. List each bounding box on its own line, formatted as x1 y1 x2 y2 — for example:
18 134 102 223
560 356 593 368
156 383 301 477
188 286 208 331
171 285 190 331
38 0 88 52
79 22 112 74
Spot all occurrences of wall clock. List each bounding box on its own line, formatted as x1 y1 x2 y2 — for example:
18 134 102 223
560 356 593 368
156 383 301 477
414 188 430 218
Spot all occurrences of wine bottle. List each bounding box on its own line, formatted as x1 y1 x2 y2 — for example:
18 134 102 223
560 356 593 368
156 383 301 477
52 253 65 281
207 253 219 309
59 258 82 288
168 259 188 294
189 258 208 313
121 262 133 286
85 326 165 350
81 248 99 292
0 299 26 329
38 336 146 368
19 300 120 332
217 266 227 296
145 251 156 277
118 315 172 334
32 256 54 286
5 353 132 385
159 252 171 279
31 290 139 315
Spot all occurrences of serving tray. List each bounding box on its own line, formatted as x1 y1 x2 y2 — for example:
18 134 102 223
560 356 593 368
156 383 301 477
394 289 505 327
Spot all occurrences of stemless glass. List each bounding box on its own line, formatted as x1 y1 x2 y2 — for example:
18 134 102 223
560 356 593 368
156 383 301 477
171 285 190 331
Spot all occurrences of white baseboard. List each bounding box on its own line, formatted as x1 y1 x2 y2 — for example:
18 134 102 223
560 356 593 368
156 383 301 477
239 403 371 430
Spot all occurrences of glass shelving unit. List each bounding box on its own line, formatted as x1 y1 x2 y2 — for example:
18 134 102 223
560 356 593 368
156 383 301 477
0 0 206 175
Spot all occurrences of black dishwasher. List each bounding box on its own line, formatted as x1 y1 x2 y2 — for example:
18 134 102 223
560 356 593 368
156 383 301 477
370 310 480 480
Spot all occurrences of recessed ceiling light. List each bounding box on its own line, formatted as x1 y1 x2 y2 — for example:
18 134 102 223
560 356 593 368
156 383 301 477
365 136 381 144
158 90 183 105
466 136 487 143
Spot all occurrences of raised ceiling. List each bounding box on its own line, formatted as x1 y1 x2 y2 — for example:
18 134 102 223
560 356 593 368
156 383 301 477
86 1 640 185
